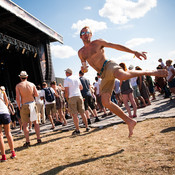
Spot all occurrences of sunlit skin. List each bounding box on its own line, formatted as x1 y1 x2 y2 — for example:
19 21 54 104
78 26 168 137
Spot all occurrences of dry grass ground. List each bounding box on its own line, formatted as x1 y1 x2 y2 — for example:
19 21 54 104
0 117 175 175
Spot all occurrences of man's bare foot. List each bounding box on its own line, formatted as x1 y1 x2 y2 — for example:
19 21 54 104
128 119 137 138
152 69 168 77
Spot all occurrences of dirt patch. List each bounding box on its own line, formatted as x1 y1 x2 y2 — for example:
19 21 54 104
1 118 175 175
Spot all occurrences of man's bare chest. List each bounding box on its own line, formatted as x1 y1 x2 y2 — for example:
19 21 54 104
82 46 103 61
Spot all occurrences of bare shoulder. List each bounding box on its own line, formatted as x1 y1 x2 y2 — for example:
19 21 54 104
16 82 22 88
78 47 84 55
92 39 108 47
78 47 84 61
91 39 104 44
28 81 35 86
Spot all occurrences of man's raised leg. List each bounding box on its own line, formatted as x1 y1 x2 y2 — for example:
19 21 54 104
114 68 168 81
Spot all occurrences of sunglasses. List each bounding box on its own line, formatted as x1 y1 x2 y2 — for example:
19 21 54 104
80 31 91 36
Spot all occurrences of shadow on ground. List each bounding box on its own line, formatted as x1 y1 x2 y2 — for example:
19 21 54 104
160 127 175 133
39 149 124 175
140 99 175 116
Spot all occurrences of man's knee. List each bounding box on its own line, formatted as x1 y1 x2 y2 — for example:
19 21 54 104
101 93 111 108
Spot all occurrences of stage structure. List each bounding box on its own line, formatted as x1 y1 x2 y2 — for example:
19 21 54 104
0 0 63 100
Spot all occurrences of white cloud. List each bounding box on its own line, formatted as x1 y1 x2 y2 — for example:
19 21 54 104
84 6 92 10
117 24 134 30
99 0 157 24
168 50 175 59
111 52 157 71
125 38 154 48
51 44 77 59
71 18 107 35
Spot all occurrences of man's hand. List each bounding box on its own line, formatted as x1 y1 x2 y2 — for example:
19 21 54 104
81 65 88 73
134 51 147 60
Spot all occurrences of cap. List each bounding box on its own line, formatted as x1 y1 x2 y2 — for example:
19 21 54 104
18 71 28 78
65 68 72 74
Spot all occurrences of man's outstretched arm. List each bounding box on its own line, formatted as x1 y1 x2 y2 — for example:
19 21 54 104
98 39 147 60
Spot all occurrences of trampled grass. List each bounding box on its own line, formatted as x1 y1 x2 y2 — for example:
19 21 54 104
0 117 175 175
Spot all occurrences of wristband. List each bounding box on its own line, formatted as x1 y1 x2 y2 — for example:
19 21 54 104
133 51 137 58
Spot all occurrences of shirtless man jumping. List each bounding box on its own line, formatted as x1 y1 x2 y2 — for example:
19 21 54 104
78 26 168 137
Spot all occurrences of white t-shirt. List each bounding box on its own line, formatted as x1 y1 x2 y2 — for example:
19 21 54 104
35 90 44 105
40 87 56 105
94 82 100 95
64 76 82 98
0 91 10 114
167 65 175 81
98 78 101 84
130 77 137 87
114 79 121 94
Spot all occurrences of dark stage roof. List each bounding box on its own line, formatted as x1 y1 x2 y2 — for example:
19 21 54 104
0 0 63 46
0 0 63 100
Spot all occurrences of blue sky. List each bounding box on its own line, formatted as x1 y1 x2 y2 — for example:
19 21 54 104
12 0 175 83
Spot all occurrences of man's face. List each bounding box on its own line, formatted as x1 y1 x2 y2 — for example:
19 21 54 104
51 84 56 88
80 28 92 41
66 72 71 77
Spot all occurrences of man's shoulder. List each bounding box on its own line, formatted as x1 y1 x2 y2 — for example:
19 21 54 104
80 76 87 81
78 47 84 53
64 76 71 82
92 39 105 44
27 81 35 86
64 77 73 86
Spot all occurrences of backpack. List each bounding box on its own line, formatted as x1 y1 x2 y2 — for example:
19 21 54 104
43 88 55 102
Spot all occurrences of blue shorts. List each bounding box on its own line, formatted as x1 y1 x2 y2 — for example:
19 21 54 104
0 113 11 125
168 78 175 88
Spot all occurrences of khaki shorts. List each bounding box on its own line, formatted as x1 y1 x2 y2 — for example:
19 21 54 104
20 104 38 123
68 96 85 115
45 103 57 116
100 60 122 95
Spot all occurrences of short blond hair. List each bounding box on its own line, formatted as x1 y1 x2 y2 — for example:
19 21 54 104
80 26 92 36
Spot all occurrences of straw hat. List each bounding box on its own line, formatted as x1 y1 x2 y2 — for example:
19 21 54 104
19 71 28 78
65 68 72 74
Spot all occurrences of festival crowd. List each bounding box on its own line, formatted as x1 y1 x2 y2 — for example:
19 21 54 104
0 55 174 162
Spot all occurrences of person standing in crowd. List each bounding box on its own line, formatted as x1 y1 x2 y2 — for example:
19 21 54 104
158 58 166 68
128 65 147 108
155 65 171 98
40 82 60 130
50 81 67 126
135 66 151 105
12 100 23 133
146 75 156 101
165 59 175 95
94 76 108 117
16 71 41 147
35 85 46 124
78 26 167 137
0 87 16 161
79 70 100 124
7 99 16 129
64 68 90 135
114 79 123 107
119 63 137 118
